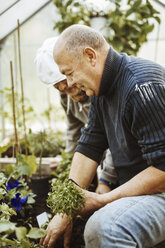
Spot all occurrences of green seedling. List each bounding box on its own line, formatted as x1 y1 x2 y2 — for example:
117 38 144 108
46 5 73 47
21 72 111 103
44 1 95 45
47 179 85 218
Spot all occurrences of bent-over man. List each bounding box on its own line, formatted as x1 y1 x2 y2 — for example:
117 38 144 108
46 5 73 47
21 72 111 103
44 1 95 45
40 25 165 248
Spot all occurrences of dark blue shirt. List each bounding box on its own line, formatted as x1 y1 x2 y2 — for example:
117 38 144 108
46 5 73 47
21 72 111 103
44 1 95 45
76 47 165 185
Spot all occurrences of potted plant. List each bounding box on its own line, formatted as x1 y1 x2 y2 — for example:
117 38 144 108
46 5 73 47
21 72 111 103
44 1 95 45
0 128 66 207
29 130 52 198
28 130 64 197
0 167 46 247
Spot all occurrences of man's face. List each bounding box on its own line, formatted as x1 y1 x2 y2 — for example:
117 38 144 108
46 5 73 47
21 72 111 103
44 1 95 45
53 79 88 102
54 47 100 97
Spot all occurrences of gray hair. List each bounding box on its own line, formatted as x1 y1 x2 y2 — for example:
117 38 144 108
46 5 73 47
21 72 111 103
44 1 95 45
61 24 107 57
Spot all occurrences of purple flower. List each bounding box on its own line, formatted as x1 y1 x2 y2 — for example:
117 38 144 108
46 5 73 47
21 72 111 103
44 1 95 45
11 193 28 211
7 178 21 191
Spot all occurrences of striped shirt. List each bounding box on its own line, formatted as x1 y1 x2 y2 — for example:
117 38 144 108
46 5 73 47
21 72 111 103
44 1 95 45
76 47 165 185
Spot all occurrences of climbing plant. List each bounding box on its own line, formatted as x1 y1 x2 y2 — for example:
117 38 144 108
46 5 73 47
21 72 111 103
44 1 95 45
53 0 160 55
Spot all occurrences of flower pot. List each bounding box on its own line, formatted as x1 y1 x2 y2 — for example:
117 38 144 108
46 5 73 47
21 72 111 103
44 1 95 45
30 174 53 216
30 174 52 196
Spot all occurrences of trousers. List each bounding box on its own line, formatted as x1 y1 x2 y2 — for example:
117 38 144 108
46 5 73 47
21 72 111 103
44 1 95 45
84 192 165 248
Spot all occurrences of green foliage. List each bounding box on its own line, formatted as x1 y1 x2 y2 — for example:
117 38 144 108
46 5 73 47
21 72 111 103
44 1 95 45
47 178 85 218
0 88 36 133
26 227 45 239
0 130 65 166
47 152 85 217
0 170 35 214
0 203 17 220
0 142 12 155
0 220 45 247
105 0 160 55
1 164 16 178
53 0 160 55
41 103 66 125
51 152 73 181
28 130 65 158
0 220 16 238
54 0 91 32
16 154 37 176
0 166 44 247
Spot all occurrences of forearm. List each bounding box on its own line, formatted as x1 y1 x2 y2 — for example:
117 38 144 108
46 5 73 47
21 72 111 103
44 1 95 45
99 166 165 207
80 165 165 215
69 152 98 188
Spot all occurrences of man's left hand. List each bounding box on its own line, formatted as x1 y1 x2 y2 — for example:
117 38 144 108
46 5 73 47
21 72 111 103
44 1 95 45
40 213 73 248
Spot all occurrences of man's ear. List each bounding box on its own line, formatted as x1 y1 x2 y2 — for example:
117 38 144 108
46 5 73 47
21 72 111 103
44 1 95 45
83 47 96 66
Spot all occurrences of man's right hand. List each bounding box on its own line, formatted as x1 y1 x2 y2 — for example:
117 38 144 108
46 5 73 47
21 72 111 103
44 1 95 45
40 213 73 248
95 181 111 194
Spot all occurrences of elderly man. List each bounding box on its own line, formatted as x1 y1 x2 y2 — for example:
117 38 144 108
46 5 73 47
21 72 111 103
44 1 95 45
35 37 117 193
40 25 165 248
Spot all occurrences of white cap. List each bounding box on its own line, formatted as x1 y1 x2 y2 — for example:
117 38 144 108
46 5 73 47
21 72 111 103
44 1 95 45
34 36 66 88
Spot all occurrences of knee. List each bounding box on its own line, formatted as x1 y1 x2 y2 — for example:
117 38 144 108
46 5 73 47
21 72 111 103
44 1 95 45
84 212 104 244
84 206 138 248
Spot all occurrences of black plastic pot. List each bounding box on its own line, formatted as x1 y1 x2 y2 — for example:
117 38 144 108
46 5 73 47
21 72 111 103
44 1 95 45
30 174 52 196
30 174 53 216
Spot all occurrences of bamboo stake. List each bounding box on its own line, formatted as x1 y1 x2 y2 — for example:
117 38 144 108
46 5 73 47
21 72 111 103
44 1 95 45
13 33 18 93
10 61 18 164
13 33 20 123
17 19 28 156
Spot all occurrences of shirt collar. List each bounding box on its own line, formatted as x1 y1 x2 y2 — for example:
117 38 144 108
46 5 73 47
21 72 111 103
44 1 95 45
99 46 123 96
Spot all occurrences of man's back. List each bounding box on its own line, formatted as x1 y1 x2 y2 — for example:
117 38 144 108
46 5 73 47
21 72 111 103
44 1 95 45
77 46 165 185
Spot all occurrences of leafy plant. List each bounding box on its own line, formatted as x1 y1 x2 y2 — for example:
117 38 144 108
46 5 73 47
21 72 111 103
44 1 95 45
0 220 45 248
54 0 91 31
51 152 73 181
0 88 35 134
0 130 65 166
53 0 160 55
47 152 85 217
47 179 85 218
28 130 65 158
16 154 37 177
105 0 160 55
0 167 45 247
0 171 35 214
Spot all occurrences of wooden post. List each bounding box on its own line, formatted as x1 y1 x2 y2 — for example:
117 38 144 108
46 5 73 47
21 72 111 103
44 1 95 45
17 19 28 156
10 61 18 164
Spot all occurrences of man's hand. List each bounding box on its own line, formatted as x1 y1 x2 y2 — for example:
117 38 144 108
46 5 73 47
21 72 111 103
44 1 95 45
79 188 103 215
95 181 111 194
40 213 72 248
39 187 103 248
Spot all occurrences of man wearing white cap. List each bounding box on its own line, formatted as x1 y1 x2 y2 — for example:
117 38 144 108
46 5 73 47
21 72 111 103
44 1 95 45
35 36 118 194
35 37 90 154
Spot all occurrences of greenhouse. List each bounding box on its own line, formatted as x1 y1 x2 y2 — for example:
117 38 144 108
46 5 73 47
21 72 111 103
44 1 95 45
0 0 165 247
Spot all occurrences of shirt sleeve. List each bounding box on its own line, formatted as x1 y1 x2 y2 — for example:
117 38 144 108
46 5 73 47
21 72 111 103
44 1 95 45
60 93 86 153
76 97 109 164
100 149 118 184
127 82 165 171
